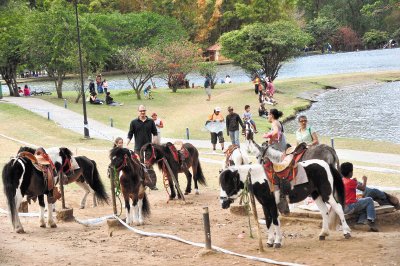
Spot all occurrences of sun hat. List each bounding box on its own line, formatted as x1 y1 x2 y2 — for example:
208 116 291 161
215 107 221 112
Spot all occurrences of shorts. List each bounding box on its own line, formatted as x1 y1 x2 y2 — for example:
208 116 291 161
211 131 224 144
205 87 211 96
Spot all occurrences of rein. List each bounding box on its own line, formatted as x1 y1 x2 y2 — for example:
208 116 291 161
239 170 253 238
116 154 128 172
144 145 157 165
61 157 72 174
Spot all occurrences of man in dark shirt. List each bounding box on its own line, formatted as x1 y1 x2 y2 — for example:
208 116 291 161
127 105 158 190
127 105 158 154
225 106 244 147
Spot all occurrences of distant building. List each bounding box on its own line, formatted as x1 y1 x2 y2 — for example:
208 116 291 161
204 43 231 62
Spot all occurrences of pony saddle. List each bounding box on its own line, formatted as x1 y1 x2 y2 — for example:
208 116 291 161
272 143 307 181
224 144 239 167
166 142 189 167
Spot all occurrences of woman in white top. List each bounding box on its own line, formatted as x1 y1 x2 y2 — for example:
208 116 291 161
151 113 164 144
295 115 319 147
263 108 287 153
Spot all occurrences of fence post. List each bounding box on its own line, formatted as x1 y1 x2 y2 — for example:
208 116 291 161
110 118 113 127
203 206 212 250
47 112 50 120
331 137 334 149
186 128 190 139
64 99 67 109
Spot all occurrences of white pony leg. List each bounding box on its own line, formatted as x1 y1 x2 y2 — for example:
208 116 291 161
274 190 280 204
126 206 132 225
76 182 90 209
266 224 275 247
47 203 57 228
328 197 351 237
273 219 283 248
39 205 46 227
92 190 97 207
133 202 140 225
14 189 24 233
314 197 330 239
137 199 144 225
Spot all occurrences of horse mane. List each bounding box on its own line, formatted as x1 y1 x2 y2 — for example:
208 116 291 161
17 146 36 155
59 147 73 158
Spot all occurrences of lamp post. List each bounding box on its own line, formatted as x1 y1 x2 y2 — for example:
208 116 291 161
69 0 89 138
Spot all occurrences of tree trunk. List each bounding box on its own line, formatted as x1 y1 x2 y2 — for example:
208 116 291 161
135 88 142 100
54 73 64 99
1 66 19 96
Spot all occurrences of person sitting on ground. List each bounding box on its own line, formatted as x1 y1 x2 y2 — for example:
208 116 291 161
89 91 104 105
143 85 153 99
357 175 400 209
295 115 319 147
341 162 379 232
23 84 31 96
243 105 258 133
258 103 268 118
264 77 277 105
18 87 24 96
225 75 232 83
105 91 123 106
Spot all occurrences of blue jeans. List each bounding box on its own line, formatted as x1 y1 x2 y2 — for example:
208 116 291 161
345 197 376 224
364 188 389 205
228 130 240 147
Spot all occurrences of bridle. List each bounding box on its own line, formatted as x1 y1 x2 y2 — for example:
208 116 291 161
144 144 157 166
60 156 72 175
115 154 129 172
220 171 242 203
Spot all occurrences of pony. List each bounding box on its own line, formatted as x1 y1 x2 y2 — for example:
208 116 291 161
2 147 58 233
223 146 250 169
141 142 206 199
219 162 351 248
52 147 109 208
109 147 150 225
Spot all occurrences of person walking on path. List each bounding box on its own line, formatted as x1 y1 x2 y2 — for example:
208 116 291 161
295 115 319 147
204 74 212 101
225 106 244 147
151 112 164 145
206 107 225 151
127 105 158 190
253 75 261 95
340 162 379 232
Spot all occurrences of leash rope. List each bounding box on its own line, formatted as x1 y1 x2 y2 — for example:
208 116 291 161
112 166 122 217
239 172 253 238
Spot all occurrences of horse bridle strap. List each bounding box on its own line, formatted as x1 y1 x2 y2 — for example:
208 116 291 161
61 157 72 174
144 145 157 165
116 154 128 172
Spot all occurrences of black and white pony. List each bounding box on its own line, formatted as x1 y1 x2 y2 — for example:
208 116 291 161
53 147 109 208
109 147 150 225
141 142 206 199
2 147 58 233
219 162 351 248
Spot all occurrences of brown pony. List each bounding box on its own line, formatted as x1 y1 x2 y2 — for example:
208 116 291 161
110 147 150 225
141 142 206 199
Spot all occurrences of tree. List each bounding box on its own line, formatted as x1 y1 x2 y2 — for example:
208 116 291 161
306 16 339 52
0 2 29 96
119 46 165 100
159 40 201 92
362 29 389 49
199 62 218 89
220 20 311 81
332 26 361 51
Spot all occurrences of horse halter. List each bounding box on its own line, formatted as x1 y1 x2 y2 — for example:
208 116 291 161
144 144 157 166
220 172 241 203
115 154 129 172
60 156 72 174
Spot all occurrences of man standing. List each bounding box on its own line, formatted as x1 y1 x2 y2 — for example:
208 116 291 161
204 74 211 101
225 106 244 147
127 105 158 189
206 107 225 151
127 105 158 154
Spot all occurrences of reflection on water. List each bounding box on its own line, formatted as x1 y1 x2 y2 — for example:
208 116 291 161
283 81 400 144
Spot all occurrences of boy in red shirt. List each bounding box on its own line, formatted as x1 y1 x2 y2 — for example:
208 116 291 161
341 162 379 232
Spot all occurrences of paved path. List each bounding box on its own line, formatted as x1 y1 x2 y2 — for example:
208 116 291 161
3 97 400 168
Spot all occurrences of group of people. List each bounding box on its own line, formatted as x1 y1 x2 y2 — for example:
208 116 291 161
254 75 277 107
89 74 108 95
18 84 32 96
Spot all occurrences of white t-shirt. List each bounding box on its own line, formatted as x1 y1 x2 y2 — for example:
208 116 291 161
154 118 163 133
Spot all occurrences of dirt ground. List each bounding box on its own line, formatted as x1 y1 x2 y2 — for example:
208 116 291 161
1 183 400 266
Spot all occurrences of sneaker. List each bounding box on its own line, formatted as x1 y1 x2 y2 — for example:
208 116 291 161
150 186 159 191
368 220 379 232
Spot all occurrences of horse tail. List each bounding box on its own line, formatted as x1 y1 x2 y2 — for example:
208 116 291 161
2 160 21 229
328 164 345 230
142 192 151 218
88 160 109 205
195 161 207 186
330 165 345 206
330 146 340 170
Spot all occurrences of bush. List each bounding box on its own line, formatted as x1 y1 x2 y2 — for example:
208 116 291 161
332 27 361 51
362 30 389 49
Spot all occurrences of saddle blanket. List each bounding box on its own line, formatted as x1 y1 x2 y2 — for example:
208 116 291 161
290 163 308 188
71 157 80 170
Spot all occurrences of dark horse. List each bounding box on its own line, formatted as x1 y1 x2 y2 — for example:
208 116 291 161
2 147 58 233
219 162 351 248
52 147 109 208
110 147 150 225
141 142 206 199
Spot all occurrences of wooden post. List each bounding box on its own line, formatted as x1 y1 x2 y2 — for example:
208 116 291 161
59 173 66 209
109 167 117 215
331 137 335 149
203 207 212 250
163 158 185 201
247 169 264 252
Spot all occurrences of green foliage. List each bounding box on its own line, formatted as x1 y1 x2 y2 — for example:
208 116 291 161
306 16 339 51
220 20 311 80
362 29 389 49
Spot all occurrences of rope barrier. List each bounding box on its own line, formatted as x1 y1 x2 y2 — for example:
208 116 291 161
0 207 304 265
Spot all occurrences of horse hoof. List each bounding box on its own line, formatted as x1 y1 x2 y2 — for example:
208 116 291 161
184 192 189 195
16 228 25 234
319 236 326 241
267 243 273 248
195 190 200 195
344 233 351 239
274 243 282 248
40 224 46 228
80 206 85 209
50 224 57 228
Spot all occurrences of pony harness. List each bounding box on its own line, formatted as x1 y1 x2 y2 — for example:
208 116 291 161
224 144 239 167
